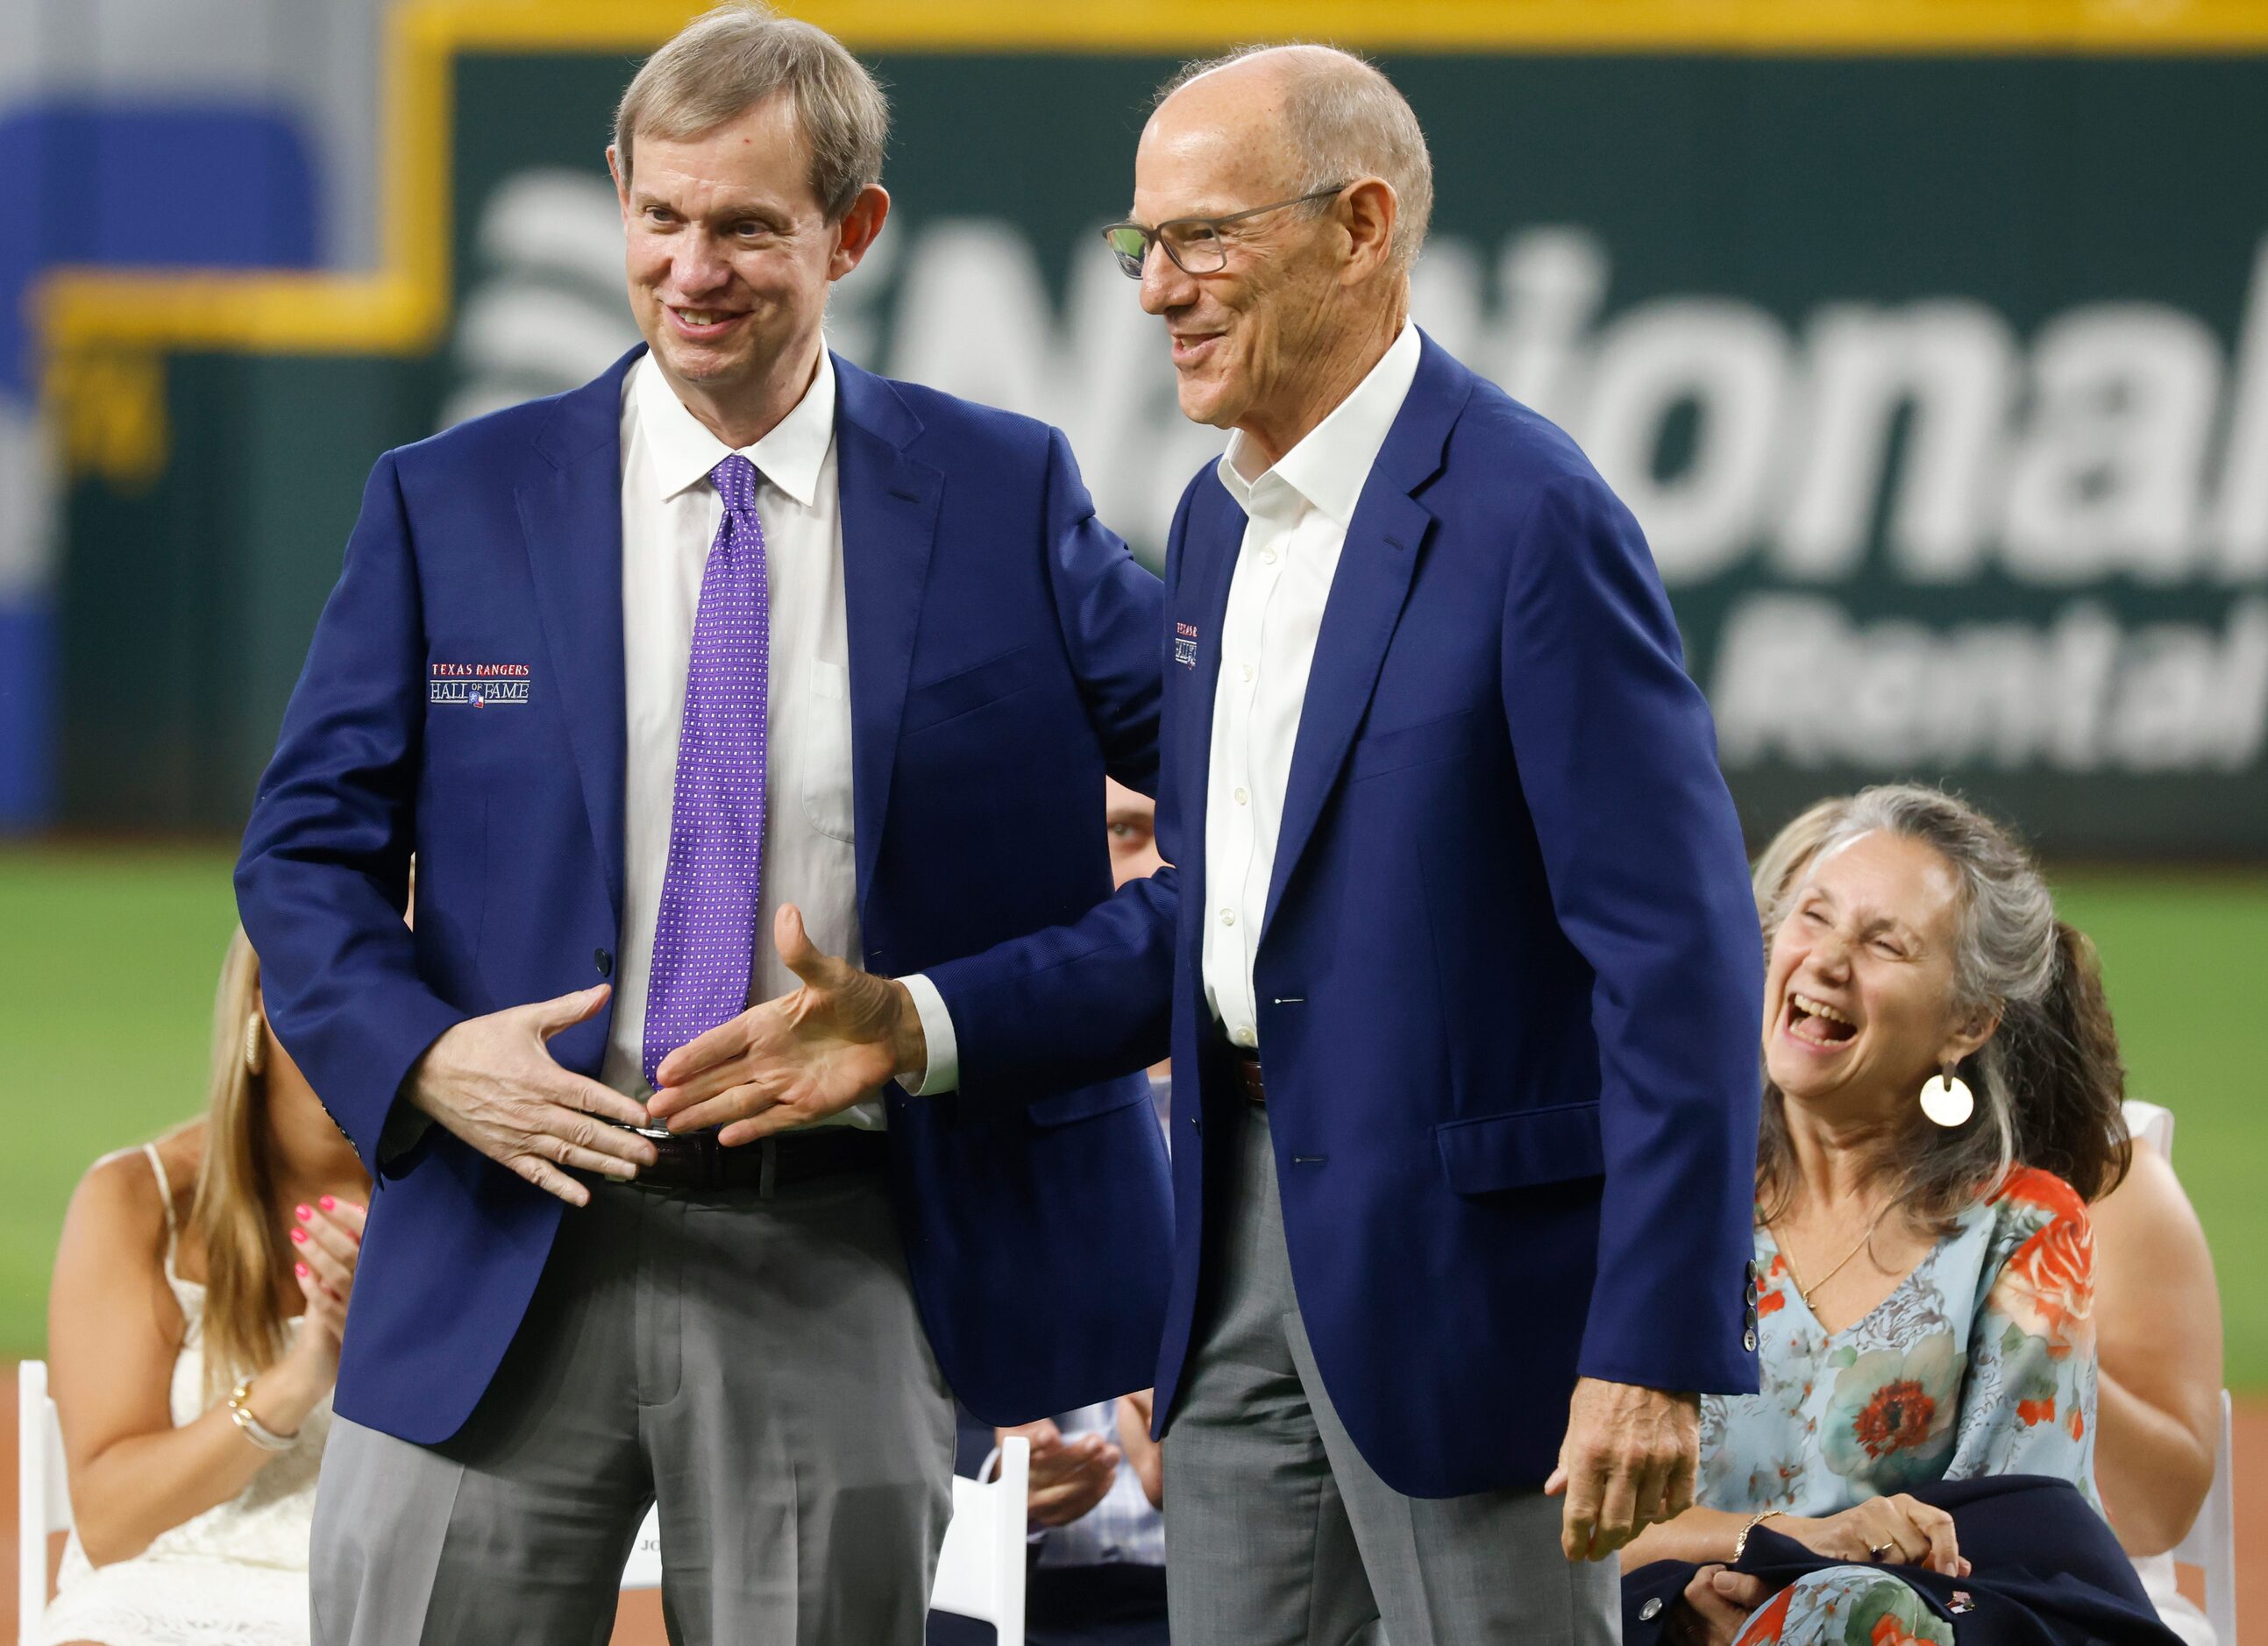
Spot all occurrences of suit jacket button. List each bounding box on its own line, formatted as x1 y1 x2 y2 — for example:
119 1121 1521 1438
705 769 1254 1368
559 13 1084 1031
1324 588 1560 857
594 947 614 978
1639 1598 1664 1621
1743 1328 1759 1352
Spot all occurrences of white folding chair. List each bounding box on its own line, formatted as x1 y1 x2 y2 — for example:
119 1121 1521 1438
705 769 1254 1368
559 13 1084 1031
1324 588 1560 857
2123 1098 2175 1160
2121 1099 2237 1644
619 1501 663 1591
618 1435 1030 1646
2165 1388 2240 1646
18 1358 72 1635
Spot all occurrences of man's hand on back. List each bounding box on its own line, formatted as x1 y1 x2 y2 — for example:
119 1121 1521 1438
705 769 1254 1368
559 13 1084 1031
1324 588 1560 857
1545 1376 1699 1562
405 985 658 1207
646 904 927 1145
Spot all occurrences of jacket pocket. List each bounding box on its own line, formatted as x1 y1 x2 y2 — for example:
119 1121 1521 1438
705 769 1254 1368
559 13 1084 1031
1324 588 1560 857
1026 1075 1153 1129
1347 706 1482 782
902 644 1047 733
1434 1099 1604 1195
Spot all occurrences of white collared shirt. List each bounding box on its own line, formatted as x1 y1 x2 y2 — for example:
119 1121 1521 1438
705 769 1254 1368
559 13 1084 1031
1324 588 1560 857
607 347 880 1128
906 323 1419 1094
1202 322 1422 1049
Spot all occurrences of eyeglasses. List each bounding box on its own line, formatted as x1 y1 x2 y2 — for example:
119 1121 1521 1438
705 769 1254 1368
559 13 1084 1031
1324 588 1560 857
1099 186 1349 279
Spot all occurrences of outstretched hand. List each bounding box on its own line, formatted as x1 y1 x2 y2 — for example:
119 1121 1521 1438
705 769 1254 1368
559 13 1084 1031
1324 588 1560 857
647 905 928 1145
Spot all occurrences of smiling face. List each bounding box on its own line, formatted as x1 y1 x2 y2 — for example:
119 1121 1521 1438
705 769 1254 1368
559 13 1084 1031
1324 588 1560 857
1130 58 1395 462
1764 829 1995 1118
610 96 884 440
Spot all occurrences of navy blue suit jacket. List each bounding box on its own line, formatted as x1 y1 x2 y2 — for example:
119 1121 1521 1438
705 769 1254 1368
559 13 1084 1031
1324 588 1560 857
929 334 1764 1499
236 347 1174 1444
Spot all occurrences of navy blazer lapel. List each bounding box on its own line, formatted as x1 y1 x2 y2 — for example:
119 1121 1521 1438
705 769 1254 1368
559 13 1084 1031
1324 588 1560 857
832 354 942 925
517 347 639 924
1261 337 1472 939
1177 474 1245 926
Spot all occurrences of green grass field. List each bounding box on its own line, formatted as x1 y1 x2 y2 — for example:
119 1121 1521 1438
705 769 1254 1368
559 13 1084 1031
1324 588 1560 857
2 847 2262 1384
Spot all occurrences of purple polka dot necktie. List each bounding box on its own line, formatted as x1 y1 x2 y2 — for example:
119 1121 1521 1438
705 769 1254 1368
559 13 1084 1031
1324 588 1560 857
643 453 770 1089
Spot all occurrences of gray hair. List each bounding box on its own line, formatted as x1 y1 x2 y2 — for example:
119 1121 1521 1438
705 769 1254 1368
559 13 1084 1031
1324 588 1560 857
613 4 888 223
1158 44 1434 270
1758 784 2059 1231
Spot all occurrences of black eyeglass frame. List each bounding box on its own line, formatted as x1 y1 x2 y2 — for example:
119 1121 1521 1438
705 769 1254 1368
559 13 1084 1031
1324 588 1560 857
1098 185 1351 279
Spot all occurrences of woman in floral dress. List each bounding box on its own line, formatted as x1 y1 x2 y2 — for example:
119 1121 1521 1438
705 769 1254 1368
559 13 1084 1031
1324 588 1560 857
1620 785 2133 1646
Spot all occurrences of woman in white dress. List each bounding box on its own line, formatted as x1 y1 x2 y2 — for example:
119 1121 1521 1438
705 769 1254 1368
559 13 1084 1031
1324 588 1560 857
40 926 369 1646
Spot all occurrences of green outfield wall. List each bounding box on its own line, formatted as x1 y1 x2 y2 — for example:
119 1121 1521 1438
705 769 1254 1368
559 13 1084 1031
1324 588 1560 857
56 46 2268 855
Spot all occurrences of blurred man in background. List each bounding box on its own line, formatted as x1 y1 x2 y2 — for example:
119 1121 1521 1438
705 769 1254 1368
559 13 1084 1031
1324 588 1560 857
932 777 1175 1646
234 6 1169 1642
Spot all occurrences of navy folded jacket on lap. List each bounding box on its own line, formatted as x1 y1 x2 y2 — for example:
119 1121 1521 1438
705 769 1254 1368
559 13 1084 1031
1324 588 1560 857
1624 1476 2180 1646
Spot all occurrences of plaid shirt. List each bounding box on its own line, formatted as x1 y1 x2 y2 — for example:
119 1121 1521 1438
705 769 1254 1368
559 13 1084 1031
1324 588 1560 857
1030 1400 1167 1570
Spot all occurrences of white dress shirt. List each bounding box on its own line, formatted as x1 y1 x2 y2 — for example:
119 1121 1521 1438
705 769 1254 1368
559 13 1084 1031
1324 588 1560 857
1201 322 1421 1050
608 347 881 1129
910 323 1419 1094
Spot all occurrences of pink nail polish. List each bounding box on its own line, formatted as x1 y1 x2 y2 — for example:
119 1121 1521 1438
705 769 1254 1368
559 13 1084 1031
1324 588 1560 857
318 1195 336 1211
290 1227 308 1245
295 1261 309 1277
294 1204 311 1222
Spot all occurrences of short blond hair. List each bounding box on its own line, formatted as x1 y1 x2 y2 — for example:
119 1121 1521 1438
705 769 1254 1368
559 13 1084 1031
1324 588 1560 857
614 4 888 222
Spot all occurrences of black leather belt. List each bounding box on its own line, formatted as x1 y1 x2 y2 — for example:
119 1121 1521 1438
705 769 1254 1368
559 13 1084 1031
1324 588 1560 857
615 1124 887 1193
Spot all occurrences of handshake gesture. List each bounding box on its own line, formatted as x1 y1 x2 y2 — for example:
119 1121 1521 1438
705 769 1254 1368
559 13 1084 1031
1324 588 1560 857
647 905 927 1144
407 905 926 1205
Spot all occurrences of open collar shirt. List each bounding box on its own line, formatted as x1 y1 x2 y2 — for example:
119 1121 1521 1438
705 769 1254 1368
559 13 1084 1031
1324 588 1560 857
1201 321 1422 1050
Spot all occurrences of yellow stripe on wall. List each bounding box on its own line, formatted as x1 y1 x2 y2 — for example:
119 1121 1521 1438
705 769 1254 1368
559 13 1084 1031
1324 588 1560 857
442 0 2268 53
34 0 2268 368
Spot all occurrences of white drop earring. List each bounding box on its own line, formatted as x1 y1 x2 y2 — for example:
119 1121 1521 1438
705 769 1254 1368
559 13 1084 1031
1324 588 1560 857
244 1011 267 1076
1919 1061 1973 1127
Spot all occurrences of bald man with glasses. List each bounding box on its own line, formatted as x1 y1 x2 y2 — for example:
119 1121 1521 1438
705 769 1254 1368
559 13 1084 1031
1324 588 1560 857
666 43 1765 1646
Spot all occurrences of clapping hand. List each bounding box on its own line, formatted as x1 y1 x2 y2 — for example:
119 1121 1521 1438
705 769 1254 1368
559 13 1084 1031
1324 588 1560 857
1004 1418 1121 1529
288 1196 365 1373
648 905 928 1146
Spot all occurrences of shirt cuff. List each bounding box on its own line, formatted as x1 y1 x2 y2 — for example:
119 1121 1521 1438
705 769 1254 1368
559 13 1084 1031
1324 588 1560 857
896 973 960 1096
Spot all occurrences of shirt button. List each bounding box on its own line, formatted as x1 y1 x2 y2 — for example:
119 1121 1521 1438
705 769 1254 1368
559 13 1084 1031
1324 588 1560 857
1261 547 1278 565
1233 1025 1256 1046
1639 1597 1664 1622
1234 786 1249 805
1219 909 1236 926
1240 663 1255 683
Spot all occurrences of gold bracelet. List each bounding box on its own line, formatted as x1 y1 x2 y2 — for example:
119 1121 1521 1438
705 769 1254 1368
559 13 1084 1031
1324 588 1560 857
1732 1508 1783 1564
225 1379 296 1453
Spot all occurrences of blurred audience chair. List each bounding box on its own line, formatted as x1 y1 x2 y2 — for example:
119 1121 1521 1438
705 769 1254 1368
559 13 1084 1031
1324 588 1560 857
2122 1098 2237 1645
18 1359 71 1629
619 1433 1031 1644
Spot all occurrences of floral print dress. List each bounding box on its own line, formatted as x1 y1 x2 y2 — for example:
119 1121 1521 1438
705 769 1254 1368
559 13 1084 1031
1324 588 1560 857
1696 1167 2098 1646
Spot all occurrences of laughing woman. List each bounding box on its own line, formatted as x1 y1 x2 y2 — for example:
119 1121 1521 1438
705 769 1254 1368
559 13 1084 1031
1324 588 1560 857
1619 784 2152 1646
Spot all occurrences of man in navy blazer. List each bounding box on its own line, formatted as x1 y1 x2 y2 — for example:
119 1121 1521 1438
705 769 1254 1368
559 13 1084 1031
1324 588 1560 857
677 45 1765 1645
234 12 1168 1643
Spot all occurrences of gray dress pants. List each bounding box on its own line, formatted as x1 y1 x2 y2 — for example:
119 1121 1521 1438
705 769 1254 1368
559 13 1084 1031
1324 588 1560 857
1162 1100 1618 1646
310 1163 955 1646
